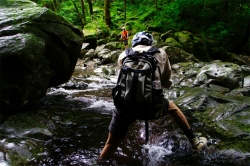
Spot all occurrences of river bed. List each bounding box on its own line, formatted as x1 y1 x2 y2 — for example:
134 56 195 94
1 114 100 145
0 62 249 166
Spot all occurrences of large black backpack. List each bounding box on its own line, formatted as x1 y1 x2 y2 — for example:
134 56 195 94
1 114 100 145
112 47 166 142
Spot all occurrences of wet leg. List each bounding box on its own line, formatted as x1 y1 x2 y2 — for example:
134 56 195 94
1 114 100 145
99 132 122 159
168 101 190 130
168 101 195 139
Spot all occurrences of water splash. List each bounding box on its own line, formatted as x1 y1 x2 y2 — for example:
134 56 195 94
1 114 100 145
142 144 172 165
0 152 8 166
86 100 115 113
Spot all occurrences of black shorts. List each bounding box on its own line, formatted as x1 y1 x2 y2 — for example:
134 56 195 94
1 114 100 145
123 40 128 45
108 99 169 138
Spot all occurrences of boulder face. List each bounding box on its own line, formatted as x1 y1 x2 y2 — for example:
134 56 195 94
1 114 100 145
0 0 84 112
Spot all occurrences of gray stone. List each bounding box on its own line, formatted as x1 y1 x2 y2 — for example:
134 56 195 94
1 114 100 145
0 0 83 112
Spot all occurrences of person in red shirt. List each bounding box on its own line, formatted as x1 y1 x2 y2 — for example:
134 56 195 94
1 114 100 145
121 27 129 49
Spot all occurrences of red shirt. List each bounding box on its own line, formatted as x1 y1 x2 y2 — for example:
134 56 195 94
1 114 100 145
121 30 128 40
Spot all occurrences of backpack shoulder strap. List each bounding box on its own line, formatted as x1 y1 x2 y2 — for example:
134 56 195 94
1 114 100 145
125 48 135 56
146 46 160 55
146 47 162 81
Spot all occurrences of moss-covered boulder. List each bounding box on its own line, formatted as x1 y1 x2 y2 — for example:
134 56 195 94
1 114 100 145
162 46 200 64
175 87 250 153
174 31 212 62
168 61 250 154
165 37 182 48
0 0 83 112
160 30 175 41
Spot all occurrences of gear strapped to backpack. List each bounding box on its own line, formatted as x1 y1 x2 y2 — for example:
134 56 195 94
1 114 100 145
112 46 167 142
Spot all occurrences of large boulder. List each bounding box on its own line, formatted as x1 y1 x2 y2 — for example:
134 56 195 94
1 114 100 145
0 0 83 112
162 46 200 64
174 31 212 62
193 61 242 90
94 44 122 65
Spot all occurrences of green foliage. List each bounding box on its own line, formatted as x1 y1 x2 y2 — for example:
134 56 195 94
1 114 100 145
138 8 156 22
57 0 80 27
125 21 147 34
34 0 60 11
207 22 233 43
34 0 250 53
156 2 183 31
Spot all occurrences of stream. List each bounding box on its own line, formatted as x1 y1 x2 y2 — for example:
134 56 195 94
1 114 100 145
1 63 249 166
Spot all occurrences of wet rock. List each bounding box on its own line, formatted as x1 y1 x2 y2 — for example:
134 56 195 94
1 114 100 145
0 111 52 140
59 78 88 90
193 61 242 89
84 49 96 59
80 43 91 59
174 86 250 152
82 34 97 49
94 44 122 65
171 62 206 87
0 0 83 112
226 87 250 97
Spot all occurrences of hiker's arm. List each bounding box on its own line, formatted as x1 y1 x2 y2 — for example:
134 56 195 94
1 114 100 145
160 51 172 89
117 51 126 74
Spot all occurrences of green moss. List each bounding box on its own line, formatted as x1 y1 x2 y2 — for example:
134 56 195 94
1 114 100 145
216 139 250 153
8 152 28 166
102 67 110 75
228 53 247 65
193 96 250 153
165 37 182 48
175 31 193 43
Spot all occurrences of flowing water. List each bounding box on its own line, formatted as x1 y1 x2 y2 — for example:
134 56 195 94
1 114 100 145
2 66 249 166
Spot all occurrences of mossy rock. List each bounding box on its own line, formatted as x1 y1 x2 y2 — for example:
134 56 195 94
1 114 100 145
174 86 250 153
165 37 182 48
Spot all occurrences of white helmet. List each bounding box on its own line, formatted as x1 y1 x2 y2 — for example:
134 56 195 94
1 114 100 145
122 26 125 30
132 31 154 47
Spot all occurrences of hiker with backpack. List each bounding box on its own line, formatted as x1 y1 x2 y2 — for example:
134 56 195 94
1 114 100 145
99 31 207 160
120 26 129 49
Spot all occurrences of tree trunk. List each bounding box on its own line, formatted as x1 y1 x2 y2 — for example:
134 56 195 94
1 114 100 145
71 0 84 29
104 0 112 27
124 0 126 20
236 19 250 54
222 0 228 22
80 0 86 27
87 0 93 16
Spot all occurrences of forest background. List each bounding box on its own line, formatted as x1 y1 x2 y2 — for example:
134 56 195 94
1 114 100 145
34 0 250 56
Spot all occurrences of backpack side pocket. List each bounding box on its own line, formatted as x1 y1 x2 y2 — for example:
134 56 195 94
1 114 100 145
112 85 122 108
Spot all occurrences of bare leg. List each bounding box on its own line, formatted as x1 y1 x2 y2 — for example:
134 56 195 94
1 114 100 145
168 101 191 131
167 101 207 150
99 132 122 159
